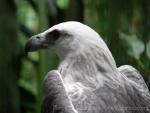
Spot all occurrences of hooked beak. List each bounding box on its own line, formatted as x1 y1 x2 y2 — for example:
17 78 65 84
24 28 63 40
25 35 49 54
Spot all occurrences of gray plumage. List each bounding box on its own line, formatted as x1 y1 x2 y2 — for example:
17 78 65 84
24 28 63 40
25 21 150 113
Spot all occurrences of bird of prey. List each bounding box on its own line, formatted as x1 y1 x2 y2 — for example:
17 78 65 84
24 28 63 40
25 21 150 113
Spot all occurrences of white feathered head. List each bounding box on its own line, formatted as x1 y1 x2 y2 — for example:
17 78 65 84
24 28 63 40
25 21 120 87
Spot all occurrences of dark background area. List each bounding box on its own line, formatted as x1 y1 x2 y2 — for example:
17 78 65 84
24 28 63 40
0 0 150 113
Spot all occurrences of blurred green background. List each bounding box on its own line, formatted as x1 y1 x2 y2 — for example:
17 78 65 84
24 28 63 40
0 0 150 113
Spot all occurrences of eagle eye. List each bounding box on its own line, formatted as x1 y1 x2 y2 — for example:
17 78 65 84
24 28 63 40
46 29 61 42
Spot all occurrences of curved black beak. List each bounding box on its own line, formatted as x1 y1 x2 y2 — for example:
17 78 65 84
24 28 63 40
25 35 48 54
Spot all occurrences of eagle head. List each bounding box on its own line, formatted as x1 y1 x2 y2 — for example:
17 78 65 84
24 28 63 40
25 21 119 87
25 21 111 60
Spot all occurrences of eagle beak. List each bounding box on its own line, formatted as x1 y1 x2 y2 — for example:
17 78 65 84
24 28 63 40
25 35 48 54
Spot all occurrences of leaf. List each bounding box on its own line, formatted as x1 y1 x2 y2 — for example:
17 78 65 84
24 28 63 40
56 0 70 9
16 0 38 31
119 32 145 59
18 79 35 95
28 52 39 61
18 59 37 95
146 40 150 59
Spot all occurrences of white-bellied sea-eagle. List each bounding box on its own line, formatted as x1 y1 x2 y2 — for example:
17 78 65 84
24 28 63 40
25 21 150 113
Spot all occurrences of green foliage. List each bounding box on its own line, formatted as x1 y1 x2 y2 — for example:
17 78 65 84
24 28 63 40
146 40 150 59
15 0 38 31
28 52 39 62
119 32 144 60
56 0 70 9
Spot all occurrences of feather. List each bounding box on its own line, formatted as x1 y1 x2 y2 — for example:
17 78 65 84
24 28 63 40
25 21 150 113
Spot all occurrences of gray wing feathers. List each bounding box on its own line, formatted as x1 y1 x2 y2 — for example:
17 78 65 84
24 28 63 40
41 70 77 113
118 65 150 112
42 67 150 113
118 65 149 92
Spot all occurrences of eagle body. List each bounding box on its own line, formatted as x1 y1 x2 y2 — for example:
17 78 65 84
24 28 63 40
25 21 150 113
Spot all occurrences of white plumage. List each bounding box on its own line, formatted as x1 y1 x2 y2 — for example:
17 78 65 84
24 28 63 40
25 21 150 113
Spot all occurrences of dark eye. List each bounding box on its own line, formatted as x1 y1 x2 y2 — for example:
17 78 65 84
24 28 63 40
51 29 60 40
46 29 61 42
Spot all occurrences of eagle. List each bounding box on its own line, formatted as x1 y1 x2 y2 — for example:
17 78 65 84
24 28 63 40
25 21 150 113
